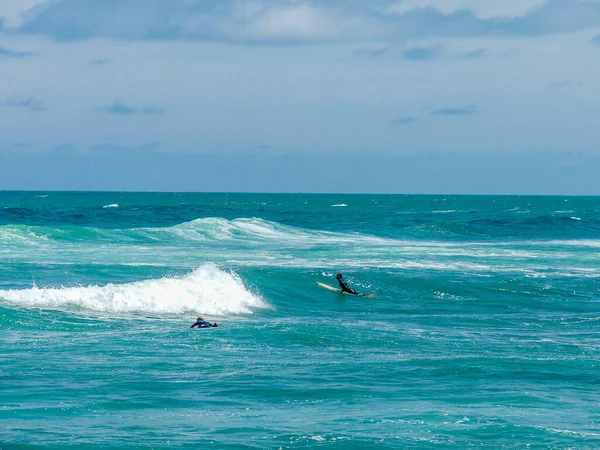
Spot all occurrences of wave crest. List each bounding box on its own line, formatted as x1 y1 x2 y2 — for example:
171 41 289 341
0 264 267 316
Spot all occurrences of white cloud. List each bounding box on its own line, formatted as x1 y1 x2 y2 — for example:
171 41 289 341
5 0 600 44
230 0 269 21
0 0 54 29
184 2 380 43
244 5 344 41
385 0 549 19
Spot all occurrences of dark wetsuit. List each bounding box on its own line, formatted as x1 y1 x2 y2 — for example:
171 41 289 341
337 278 358 295
190 321 217 328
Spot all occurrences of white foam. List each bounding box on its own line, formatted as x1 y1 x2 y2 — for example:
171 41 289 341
545 428 600 438
0 226 49 246
168 218 396 246
528 239 600 248
103 204 119 208
3 218 598 275
570 216 581 221
0 264 267 316
331 204 347 207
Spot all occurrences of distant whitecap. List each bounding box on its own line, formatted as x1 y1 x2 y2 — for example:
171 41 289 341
103 204 119 208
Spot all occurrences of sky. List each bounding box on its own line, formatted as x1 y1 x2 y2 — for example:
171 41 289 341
0 0 599 193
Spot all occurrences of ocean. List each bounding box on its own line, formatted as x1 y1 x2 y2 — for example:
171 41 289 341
1 192 599 449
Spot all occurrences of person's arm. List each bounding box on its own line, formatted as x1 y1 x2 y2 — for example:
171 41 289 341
341 281 358 295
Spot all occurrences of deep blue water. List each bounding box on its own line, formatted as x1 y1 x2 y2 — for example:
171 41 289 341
1 192 600 449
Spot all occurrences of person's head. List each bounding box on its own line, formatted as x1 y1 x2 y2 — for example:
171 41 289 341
214 322 220 327
336 273 343 280
197 317 204 322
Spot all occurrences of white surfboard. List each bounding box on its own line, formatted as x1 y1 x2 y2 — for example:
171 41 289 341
317 282 374 298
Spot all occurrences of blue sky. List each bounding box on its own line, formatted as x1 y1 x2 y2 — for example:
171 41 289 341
1 0 599 193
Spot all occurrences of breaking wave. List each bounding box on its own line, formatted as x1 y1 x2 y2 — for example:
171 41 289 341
0 264 267 316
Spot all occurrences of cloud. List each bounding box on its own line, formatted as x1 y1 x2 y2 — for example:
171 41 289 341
460 48 486 59
90 58 110 66
0 97 45 111
51 143 76 153
592 33 600 45
548 80 581 89
91 142 163 152
0 0 53 29
402 45 441 60
352 46 389 58
391 116 419 125
11 142 30 149
234 4 362 43
359 44 484 61
94 102 166 115
10 0 600 45
385 0 549 20
432 105 478 115
0 46 34 57
18 0 380 44
185 2 386 44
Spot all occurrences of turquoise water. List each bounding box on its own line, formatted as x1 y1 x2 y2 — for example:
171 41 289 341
1 192 600 449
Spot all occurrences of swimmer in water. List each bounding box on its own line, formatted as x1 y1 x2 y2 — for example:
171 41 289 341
190 317 220 328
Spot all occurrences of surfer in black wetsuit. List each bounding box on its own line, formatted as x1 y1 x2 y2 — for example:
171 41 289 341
336 273 358 295
190 317 219 328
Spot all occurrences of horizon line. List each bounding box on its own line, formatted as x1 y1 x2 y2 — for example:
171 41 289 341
1 189 598 197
